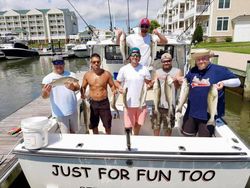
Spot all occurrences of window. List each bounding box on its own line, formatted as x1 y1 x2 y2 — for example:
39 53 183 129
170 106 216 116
105 45 123 61
218 0 230 8
216 17 229 31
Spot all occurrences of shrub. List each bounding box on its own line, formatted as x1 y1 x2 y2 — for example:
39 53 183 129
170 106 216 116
209 37 217 43
192 25 203 44
225 37 232 42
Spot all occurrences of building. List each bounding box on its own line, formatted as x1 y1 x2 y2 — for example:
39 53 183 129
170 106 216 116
157 0 250 42
0 8 78 43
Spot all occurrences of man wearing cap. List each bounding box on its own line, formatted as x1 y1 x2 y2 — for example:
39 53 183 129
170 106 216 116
151 53 182 136
116 18 167 67
41 56 80 133
115 47 153 135
81 53 116 134
182 49 241 137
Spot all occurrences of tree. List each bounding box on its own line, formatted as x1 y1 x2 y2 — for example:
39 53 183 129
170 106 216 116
149 20 160 33
192 24 203 44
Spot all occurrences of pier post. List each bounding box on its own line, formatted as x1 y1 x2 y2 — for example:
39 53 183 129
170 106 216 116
243 60 250 101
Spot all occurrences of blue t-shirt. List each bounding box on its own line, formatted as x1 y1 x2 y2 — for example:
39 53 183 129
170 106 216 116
185 63 236 120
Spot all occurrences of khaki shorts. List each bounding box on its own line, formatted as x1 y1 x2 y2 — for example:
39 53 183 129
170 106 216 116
150 107 174 130
57 110 78 133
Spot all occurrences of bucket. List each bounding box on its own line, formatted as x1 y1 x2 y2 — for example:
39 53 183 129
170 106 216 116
21 116 51 150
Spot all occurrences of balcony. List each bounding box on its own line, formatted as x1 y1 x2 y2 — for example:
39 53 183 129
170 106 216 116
196 5 210 14
184 6 195 18
179 13 184 19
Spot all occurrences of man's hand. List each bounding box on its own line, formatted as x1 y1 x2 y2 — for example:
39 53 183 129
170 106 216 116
153 29 160 35
216 81 224 90
64 81 75 91
42 84 52 98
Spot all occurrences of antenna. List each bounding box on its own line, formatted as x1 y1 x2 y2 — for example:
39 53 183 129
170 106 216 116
65 0 99 39
146 0 149 18
107 0 113 32
127 0 130 34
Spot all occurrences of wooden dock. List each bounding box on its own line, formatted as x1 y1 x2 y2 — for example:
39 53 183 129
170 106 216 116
0 97 51 188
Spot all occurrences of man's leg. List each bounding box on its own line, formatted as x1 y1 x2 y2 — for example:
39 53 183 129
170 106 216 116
57 116 70 133
133 123 141 135
89 102 100 134
98 99 112 135
181 116 198 136
69 111 78 133
136 106 148 135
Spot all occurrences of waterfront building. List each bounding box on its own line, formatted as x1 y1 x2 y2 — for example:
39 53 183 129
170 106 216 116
0 8 78 43
157 0 250 42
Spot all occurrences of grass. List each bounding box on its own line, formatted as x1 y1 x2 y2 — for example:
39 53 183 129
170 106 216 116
193 42 250 54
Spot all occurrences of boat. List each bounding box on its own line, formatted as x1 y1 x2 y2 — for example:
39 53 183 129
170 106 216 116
72 44 89 58
0 51 5 60
0 42 39 60
13 35 250 188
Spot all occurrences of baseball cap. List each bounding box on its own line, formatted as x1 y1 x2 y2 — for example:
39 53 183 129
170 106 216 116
140 18 150 27
129 47 141 57
52 55 64 65
161 53 172 61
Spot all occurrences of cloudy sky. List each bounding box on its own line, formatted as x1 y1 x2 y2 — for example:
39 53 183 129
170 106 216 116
0 0 164 31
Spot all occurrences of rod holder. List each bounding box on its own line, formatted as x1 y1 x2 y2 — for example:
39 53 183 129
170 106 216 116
125 128 132 151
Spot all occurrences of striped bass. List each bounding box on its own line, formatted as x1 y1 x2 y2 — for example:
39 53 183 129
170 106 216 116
50 77 78 87
207 84 218 126
80 99 90 134
139 83 148 108
123 88 128 108
153 78 161 125
150 35 157 67
175 78 189 113
110 92 120 119
120 32 127 63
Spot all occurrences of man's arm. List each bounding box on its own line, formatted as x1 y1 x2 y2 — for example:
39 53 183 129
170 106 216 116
173 69 183 89
81 73 89 98
107 71 116 93
153 29 167 44
216 78 241 90
115 29 123 45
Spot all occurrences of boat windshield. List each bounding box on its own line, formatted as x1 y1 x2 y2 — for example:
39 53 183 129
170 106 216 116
105 45 123 61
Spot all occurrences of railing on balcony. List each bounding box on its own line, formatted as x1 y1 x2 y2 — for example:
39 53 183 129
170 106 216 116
196 5 210 13
179 13 184 19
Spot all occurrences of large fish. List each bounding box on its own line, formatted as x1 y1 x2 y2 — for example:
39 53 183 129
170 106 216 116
119 32 127 63
110 92 120 119
164 75 176 127
150 35 157 67
207 84 218 126
80 99 90 134
175 78 189 113
50 76 78 87
123 88 128 108
153 78 161 125
139 83 148 108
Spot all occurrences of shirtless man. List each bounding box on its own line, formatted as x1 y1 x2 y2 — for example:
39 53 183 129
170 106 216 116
81 53 116 134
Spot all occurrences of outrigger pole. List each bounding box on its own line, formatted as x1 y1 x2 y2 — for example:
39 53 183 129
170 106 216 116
127 0 130 34
146 0 149 18
65 0 99 39
107 0 113 32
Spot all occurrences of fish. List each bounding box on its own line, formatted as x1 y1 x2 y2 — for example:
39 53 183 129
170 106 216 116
80 99 90 134
207 84 218 126
139 83 148 108
153 78 161 125
123 88 128 108
175 78 190 113
119 32 127 63
110 92 120 119
164 75 176 128
150 35 157 67
50 76 79 87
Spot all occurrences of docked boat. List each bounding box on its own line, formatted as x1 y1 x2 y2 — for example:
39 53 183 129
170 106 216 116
13 35 250 188
0 51 5 60
72 44 89 58
0 42 39 60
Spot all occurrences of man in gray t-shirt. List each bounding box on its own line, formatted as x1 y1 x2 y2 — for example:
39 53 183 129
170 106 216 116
151 53 182 136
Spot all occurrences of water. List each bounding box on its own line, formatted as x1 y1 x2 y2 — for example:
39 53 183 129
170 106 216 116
0 57 249 187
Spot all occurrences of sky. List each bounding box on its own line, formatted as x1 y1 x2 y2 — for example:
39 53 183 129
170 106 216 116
0 0 164 32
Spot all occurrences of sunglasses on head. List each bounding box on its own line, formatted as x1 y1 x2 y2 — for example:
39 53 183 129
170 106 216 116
162 59 172 63
52 60 64 65
141 24 149 29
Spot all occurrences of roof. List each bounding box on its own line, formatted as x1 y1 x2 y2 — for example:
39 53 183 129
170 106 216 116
232 15 250 23
0 11 6 15
14 10 29 15
38 9 50 14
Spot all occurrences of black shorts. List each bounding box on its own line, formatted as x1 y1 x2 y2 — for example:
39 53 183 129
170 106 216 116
182 116 211 137
89 98 112 129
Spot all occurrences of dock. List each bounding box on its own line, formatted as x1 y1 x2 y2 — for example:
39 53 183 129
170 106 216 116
0 97 51 188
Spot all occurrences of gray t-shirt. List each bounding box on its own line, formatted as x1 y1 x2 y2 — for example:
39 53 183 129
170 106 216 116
155 67 180 109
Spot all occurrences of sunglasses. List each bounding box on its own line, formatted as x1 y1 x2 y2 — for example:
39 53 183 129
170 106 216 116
91 60 100 64
162 59 172 63
52 60 64 65
141 24 149 29
130 53 140 57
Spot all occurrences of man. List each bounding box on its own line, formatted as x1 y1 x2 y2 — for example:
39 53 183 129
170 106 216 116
182 49 241 137
81 53 116 134
152 53 182 136
42 55 80 133
115 47 152 135
116 18 167 67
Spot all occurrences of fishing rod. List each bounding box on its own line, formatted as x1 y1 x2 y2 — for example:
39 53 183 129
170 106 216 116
177 0 215 41
107 0 113 32
146 0 149 18
127 0 130 34
65 0 99 39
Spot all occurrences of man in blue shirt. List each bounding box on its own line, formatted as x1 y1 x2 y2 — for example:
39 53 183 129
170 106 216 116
182 49 241 137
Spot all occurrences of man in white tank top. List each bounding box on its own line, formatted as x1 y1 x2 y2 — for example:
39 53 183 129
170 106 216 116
152 53 182 136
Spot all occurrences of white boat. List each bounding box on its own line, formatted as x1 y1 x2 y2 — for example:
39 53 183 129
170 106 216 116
72 44 89 58
13 36 250 188
0 42 39 60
